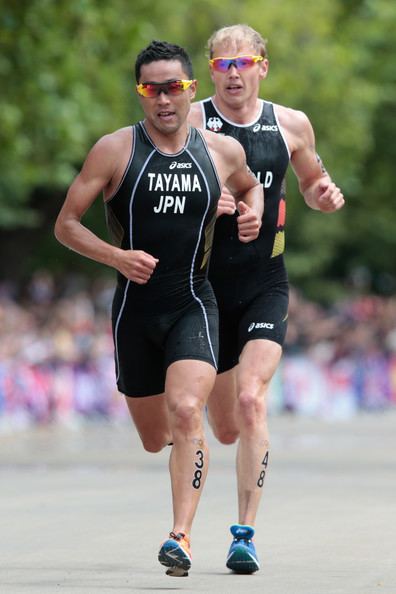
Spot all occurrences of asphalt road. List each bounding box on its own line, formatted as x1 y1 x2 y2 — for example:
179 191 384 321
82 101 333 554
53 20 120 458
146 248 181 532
1 410 395 594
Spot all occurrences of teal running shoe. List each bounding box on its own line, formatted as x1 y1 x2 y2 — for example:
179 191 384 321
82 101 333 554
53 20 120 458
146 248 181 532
226 524 260 574
158 531 191 577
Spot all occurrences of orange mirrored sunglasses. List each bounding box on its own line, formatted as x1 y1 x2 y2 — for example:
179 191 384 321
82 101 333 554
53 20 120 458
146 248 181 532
136 79 195 97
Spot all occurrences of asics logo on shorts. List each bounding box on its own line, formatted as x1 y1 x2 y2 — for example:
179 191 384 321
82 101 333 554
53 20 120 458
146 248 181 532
248 322 274 331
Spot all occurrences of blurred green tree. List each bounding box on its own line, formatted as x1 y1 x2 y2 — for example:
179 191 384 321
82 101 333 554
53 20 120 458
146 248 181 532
0 0 394 299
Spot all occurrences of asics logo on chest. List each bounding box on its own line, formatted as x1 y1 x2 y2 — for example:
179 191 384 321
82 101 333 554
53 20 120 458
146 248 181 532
253 123 278 133
169 161 192 169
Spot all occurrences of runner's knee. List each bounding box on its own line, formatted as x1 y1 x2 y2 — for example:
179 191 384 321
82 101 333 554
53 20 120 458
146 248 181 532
209 417 239 444
216 426 240 445
140 434 171 453
169 398 203 435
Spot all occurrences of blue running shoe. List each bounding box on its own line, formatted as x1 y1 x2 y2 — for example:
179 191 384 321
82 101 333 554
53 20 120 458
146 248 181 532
226 524 260 574
158 531 191 577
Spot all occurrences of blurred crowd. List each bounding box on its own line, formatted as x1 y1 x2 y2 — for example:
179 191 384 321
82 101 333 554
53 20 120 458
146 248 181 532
1 270 395 432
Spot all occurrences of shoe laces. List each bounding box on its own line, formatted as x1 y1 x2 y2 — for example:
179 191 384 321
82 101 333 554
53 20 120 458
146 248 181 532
233 536 253 545
170 531 185 541
169 531 190 546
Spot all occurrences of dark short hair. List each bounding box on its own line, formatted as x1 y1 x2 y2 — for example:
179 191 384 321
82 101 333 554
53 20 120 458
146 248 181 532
135 40 194 82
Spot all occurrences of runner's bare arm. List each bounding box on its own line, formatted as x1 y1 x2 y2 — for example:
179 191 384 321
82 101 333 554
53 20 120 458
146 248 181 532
54 132 158 284
288 110 345 213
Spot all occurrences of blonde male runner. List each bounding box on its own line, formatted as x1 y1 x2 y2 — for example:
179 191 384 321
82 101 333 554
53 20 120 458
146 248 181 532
189 24 345 574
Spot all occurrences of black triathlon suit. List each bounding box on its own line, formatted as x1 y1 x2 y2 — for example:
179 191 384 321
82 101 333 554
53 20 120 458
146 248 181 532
105 122 221 397
201 98 290 372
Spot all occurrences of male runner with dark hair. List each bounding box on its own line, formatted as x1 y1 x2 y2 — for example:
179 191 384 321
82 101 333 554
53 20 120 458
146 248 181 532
55 39 262 577
189 24 345 574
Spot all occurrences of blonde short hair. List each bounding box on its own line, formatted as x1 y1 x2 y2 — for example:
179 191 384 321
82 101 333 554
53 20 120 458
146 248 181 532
207 24 268 59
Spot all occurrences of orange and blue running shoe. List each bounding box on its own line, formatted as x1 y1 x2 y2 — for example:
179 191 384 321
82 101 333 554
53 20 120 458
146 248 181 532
226 524 260 574
158 531 191 577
